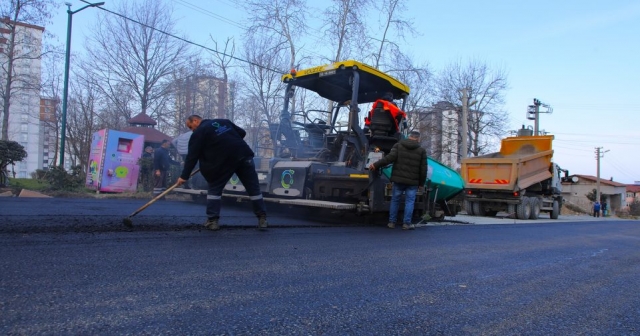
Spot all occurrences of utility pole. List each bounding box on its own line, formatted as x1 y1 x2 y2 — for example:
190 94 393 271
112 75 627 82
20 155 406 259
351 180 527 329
533 99 540 135
527 98 553 136
59 1 105 167
595 147 609 202
460 88 469 160
459 88 477 161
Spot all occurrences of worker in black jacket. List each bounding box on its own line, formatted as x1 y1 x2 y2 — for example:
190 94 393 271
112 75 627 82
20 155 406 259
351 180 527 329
176 115 268 231
153 140 178 198
369 130 427 230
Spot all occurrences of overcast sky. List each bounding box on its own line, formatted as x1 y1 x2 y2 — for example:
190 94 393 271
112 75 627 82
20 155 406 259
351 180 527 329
46 0 640 184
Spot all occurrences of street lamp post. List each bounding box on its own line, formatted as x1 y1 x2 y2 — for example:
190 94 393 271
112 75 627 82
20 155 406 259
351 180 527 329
59 1 105 167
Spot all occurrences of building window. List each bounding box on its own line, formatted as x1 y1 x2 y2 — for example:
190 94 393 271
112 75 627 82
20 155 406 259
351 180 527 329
21 133 28 142
20 124 28 132
21 114 29 122
19 171 27 178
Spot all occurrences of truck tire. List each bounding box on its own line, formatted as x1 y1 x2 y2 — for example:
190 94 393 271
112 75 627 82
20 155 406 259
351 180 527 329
465 200 475 216
472 202 482 217
507 204 516 217
529 198 541 219
516 197 531 220
550 200 560 219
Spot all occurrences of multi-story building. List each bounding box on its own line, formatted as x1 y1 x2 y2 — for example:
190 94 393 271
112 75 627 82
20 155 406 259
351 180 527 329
172 75 231 129
0 19 44 177
410 101 460 169
39 97 58 169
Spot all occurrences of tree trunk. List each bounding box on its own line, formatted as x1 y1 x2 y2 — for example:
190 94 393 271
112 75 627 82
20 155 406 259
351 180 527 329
1 23 17 141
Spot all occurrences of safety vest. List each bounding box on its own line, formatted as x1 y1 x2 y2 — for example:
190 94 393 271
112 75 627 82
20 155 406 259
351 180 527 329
364 99 407 129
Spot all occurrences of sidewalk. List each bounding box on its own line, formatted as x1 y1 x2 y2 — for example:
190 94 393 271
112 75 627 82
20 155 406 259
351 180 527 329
423 212 626 226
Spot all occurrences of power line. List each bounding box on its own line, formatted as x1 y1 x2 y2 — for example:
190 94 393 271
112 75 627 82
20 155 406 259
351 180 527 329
175 0 246 30
604 155 637 180
553 145 593 153
553 131 640 140
81 0 287 74
555 139 638 146
175 0 329 61
553 104 640 111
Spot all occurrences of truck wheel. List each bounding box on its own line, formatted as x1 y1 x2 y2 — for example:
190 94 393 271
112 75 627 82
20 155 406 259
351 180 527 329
472 202 482 217
464 201 475 216
550 200 560 219
507 204 516 217
516 197 531 220
529 198 541 219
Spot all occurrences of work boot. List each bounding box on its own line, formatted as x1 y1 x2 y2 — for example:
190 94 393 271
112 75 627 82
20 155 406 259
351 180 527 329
387 223 395 229
258 216 268 230
402 223 415 230
204 218 219 231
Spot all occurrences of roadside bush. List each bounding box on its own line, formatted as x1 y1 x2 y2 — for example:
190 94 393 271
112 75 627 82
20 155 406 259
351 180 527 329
31 169 48 180
0 140 27 187
46 165 85 191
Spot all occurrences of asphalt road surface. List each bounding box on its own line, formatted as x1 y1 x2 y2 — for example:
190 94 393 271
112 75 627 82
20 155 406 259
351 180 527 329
1 197 639 335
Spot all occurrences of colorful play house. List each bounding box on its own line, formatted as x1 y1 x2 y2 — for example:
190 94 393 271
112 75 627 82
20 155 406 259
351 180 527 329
86 129 145 193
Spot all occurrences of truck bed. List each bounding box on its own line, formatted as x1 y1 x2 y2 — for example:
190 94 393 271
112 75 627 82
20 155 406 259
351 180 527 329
462 149 553 192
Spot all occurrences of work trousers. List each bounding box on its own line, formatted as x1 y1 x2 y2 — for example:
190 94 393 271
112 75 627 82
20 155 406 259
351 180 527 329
153 170 167 197
205 158 266 220
389 182 418 224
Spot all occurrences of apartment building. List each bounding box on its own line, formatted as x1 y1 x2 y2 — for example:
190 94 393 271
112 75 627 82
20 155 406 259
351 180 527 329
172 75 231 129
39 97 58 169
411 101 460 169
1 19 44 177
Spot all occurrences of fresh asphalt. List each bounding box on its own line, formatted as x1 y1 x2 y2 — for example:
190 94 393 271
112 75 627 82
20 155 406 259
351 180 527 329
1 197 639 335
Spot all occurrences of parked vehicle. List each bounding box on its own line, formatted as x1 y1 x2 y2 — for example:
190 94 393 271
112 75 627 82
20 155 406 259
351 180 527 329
461 132 576 219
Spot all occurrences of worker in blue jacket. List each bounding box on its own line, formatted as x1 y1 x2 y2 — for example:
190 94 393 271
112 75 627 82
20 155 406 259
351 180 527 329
176 115 268 231
593 201 601 217
153 139 179 198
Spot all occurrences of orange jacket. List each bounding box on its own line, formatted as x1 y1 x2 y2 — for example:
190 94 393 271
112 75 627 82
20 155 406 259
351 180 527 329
364 99 407 130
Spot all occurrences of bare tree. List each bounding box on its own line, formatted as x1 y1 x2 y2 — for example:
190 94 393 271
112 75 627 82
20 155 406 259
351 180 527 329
368 0 416 69
318 0 371 122
208 37 235 121
39 44 63 167
388 54 433 128
243 0 308 71
65 70 100 173
436 58 510 156
322 0 370 63
85 0 189 124
0 0 55 140
238 34 288 153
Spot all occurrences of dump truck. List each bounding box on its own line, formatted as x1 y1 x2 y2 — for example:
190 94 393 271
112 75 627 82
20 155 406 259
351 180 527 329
176 60 463 221
460 132 575 220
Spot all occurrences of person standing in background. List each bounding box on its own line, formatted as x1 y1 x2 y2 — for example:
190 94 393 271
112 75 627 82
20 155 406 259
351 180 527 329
153 140 179 198
593 201 601 217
